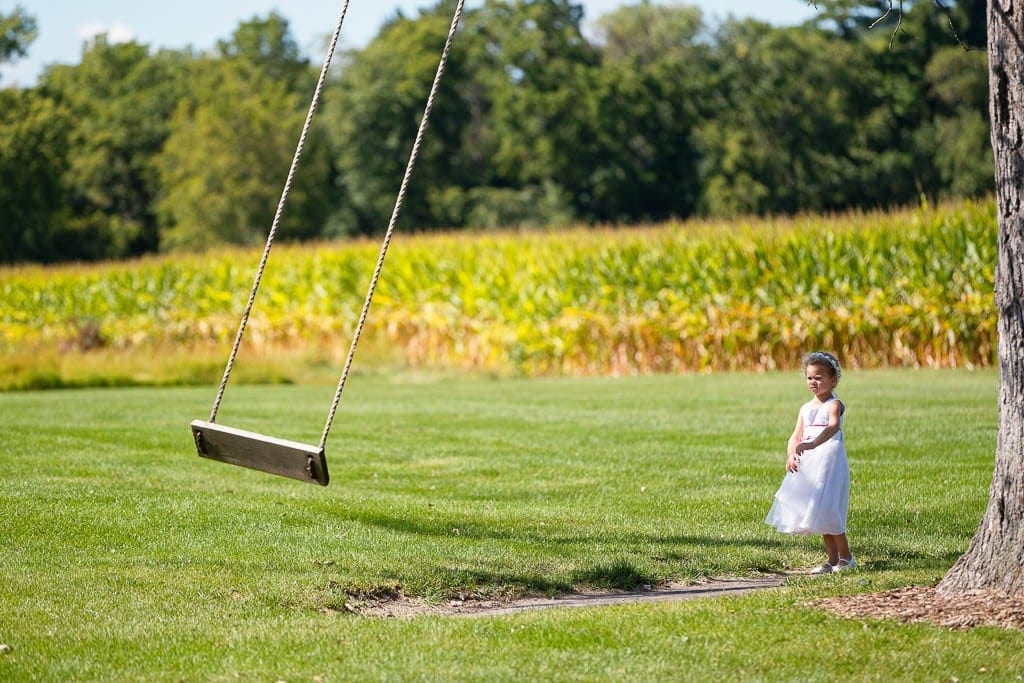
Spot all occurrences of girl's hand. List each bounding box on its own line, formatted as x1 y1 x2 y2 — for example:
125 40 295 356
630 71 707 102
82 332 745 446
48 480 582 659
786 453 800 473
795 441 813 455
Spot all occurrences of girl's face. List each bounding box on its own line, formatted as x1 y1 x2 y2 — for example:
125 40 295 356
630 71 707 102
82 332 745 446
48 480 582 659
804 363 838 399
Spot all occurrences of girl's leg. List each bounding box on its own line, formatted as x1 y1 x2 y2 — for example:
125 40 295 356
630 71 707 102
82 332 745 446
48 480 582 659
832 533 852 561
822 535 839 565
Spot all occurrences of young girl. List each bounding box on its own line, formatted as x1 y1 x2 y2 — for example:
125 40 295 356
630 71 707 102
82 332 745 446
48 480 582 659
764 351 856 573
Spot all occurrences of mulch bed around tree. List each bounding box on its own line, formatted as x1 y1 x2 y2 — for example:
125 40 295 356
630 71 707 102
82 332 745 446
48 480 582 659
817 585 1024 631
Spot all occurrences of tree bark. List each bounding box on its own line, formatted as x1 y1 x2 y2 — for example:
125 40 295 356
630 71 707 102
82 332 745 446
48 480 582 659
938 0 1024 597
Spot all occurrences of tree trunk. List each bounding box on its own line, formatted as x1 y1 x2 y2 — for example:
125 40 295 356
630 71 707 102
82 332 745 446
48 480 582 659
938 0 1024 597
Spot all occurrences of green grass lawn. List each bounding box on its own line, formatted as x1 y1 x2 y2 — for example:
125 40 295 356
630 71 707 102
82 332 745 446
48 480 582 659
1 368 1019 681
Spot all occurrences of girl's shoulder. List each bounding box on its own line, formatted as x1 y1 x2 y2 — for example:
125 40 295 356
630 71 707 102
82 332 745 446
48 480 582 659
802 396 845 412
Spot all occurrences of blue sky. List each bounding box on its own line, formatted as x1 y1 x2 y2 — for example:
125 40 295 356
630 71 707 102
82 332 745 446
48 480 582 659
1 1 819 87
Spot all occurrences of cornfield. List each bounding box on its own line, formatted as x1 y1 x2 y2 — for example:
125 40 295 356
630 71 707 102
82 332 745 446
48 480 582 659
0 199 997 380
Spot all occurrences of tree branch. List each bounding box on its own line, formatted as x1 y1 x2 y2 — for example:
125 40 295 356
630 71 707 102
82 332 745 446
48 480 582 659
856 0 982 52
932 0 983 51
868 0 908 51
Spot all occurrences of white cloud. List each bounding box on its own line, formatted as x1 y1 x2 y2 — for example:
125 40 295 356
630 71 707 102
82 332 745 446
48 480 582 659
77 21 136 46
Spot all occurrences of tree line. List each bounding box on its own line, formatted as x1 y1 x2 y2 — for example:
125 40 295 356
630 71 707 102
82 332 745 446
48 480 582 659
0 0 989 264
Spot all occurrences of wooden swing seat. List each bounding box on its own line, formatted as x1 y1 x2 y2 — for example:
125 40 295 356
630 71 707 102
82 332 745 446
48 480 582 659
191 420 329 486
190 0 462 487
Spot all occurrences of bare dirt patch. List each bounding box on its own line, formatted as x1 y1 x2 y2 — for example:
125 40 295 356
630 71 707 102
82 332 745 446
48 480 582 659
335 577 787 618
817 585 1024 631
333 576 1024 630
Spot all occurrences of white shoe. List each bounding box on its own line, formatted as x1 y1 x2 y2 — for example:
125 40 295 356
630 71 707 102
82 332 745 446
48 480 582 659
809 563 834 575
832 557 857 573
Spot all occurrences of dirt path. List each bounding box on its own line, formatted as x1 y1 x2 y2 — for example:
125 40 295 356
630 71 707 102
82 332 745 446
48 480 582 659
465 577 788 616
339 573 1024 631
345 577 787 618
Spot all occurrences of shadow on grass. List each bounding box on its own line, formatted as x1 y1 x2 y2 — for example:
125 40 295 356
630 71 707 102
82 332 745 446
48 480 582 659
328 506 970 580
855 550 966 573
332 505 787 550
444 568 572 595
444 561 657 594
573 560 654 590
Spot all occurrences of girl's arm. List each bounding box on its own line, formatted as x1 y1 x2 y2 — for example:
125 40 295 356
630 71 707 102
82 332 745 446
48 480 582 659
795 399 844 454
786 412 804 472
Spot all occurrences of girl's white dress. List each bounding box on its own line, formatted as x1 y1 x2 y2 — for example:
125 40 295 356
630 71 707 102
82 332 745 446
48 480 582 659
764 397 849 535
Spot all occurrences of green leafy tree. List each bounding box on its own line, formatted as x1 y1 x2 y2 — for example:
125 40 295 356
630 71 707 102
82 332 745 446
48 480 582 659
807 1 989 206
919 46 992 198
584 2 711 221
806 0 895 40
324 1 488 234
156 14 332 249
216 11 313 88
157 57 332 249
41 38 191 257
0 88 70 263
698 20 877 216
867 1 987 200
469 0 600 220
0 5 36 70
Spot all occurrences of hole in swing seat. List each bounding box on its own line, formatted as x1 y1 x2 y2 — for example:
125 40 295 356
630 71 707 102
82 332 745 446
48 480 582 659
191 420 329 486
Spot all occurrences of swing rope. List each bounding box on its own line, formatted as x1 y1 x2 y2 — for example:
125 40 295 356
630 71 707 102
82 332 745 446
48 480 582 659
209 0 353 424
207 0 467 455
319 0 466 451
